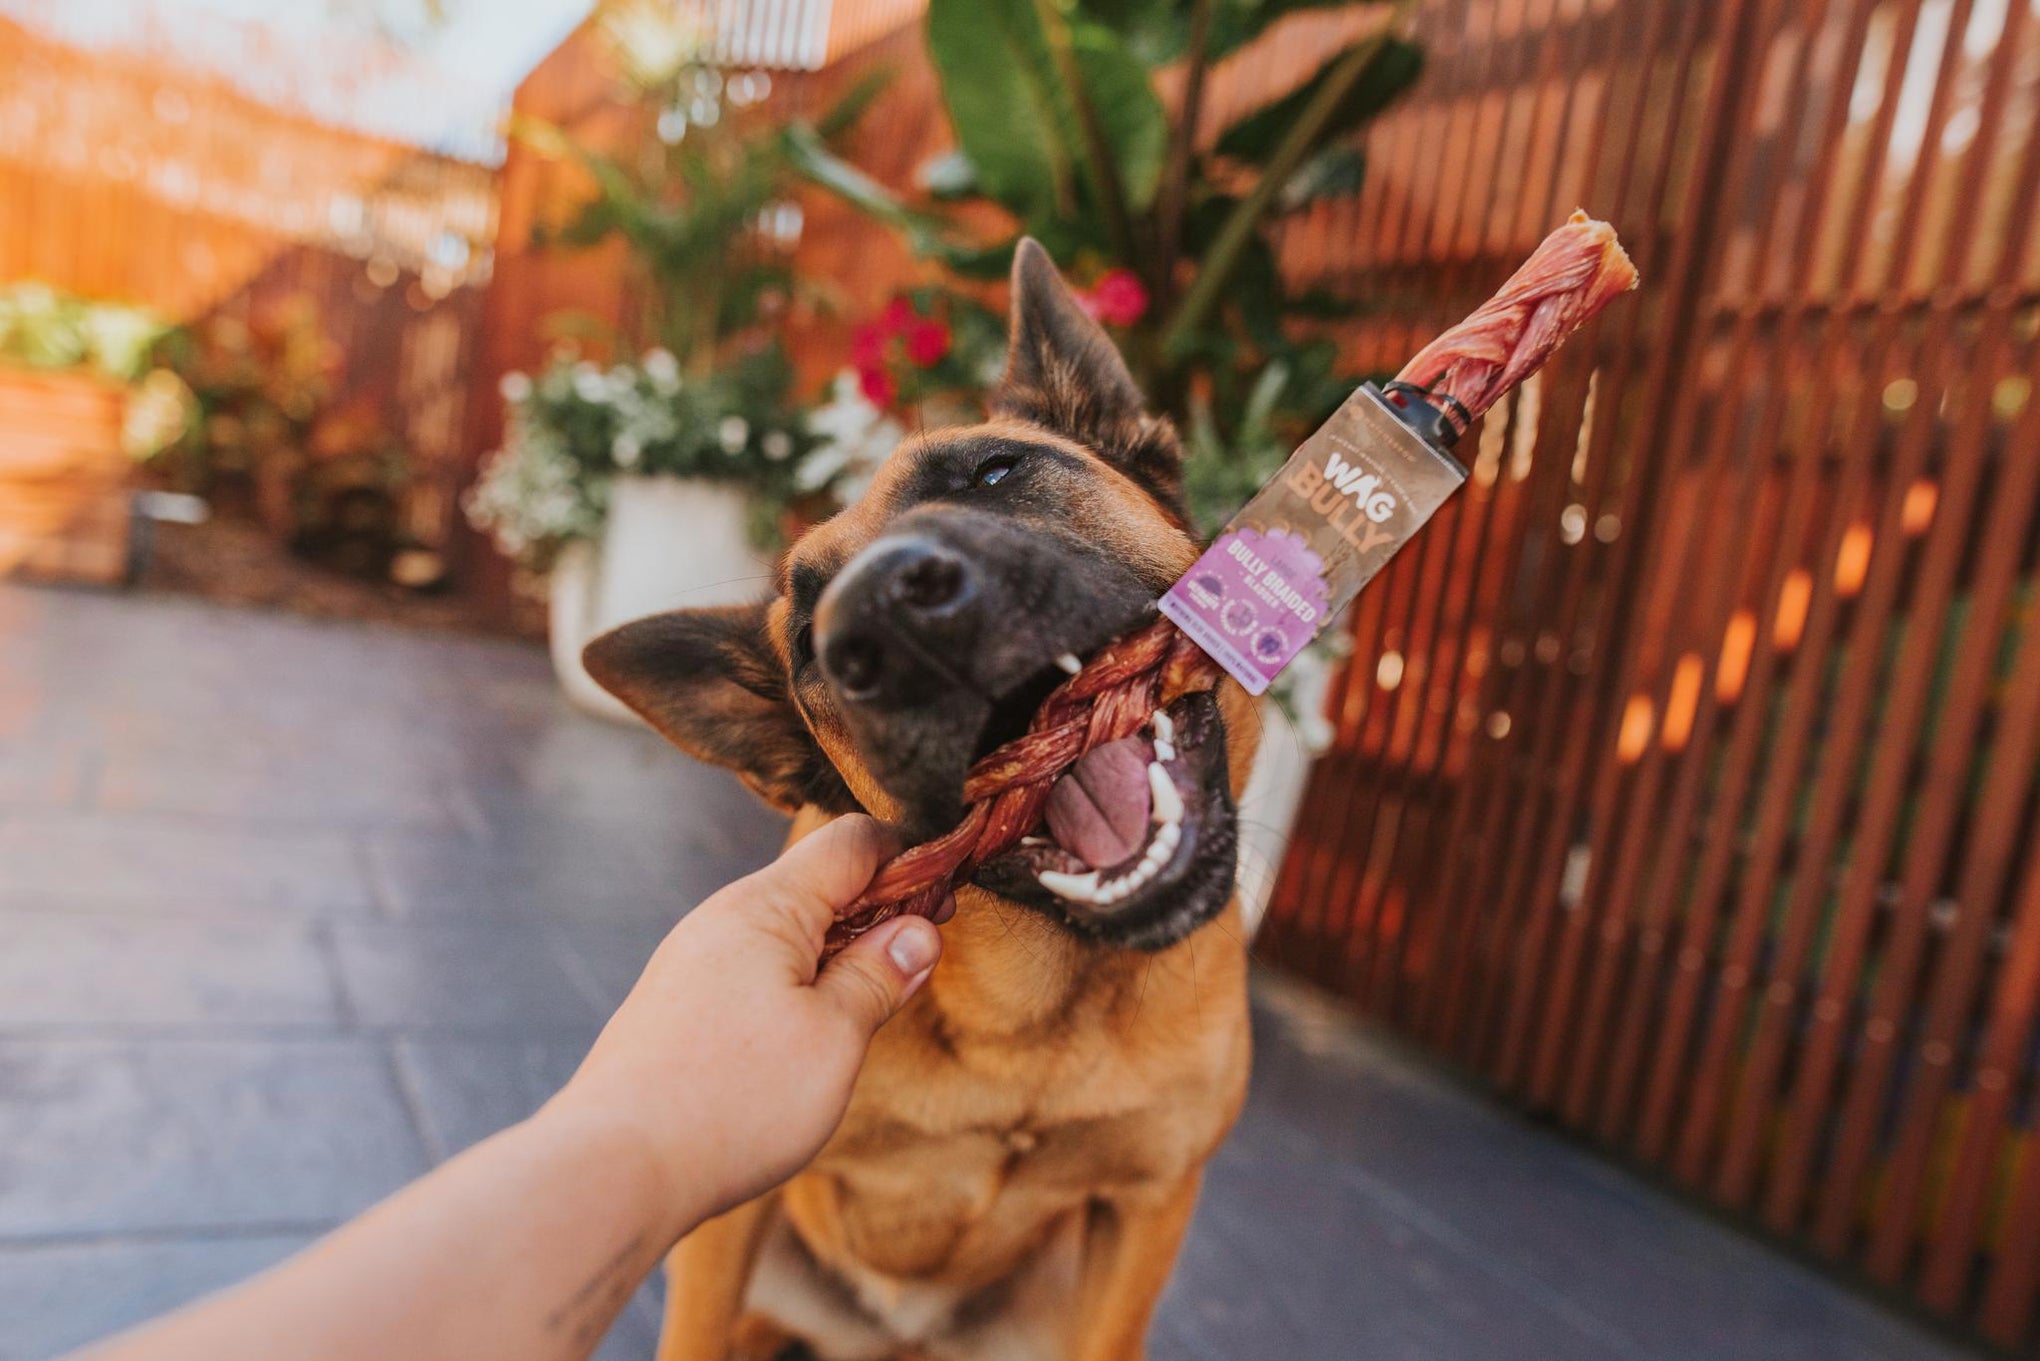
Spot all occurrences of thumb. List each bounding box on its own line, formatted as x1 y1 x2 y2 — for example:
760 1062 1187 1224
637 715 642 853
812 913 943 1036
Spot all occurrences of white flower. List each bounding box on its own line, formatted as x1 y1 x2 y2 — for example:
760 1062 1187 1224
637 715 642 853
612 432 642 468
798 370 904 502
463 422 608 568
717 415 749 454
642 348 680 389
572 368 607 403
761 430 793 461
498 371 532 403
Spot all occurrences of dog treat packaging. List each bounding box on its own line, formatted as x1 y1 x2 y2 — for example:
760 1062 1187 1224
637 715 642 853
1161 209 1636 696
1160 385 1466 696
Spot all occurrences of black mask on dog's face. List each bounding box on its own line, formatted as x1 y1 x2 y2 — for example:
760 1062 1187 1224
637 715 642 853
587 241 1241 950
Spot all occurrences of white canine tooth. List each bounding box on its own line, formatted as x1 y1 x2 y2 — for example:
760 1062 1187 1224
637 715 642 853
1056 652 1083 676
1153 738 1176 762
1021 835 1049 847
1148 762 1184 825
1151 710 1175 743
1037 869 1101 902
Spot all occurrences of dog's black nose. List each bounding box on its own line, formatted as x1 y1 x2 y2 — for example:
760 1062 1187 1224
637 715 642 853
892 547 968 613
817 535 981 706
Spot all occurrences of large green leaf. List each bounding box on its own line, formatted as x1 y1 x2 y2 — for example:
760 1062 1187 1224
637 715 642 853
935 236 1025 280
926 0 1081 218
1069 18 1169 212
1214 35 1422 162
814 67 891 140
784 125 1033 279
1277 144 1367 211
915 149 980 200
1081 0 1365 67
782 125 959 257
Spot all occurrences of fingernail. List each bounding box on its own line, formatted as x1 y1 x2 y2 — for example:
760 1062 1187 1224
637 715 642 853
887 919 941 978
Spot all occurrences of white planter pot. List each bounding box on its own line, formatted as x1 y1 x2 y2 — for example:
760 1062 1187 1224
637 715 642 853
1233 653 1336 938
547 539 624 720
548 476 769 724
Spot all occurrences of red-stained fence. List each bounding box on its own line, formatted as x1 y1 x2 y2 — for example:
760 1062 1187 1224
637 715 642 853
1259 0 2040 1349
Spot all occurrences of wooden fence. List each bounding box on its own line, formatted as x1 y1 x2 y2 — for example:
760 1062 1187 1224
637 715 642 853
1257 0 2040 1349
0 16 496 564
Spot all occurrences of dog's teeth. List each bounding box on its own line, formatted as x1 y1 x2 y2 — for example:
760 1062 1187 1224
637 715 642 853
1151 710 1175 743
1038 869 1101 902
1021 835 1049 847
1153 737 1176 762
1056 653 1083 676
1148 762 1184 825
1151 821 1181 860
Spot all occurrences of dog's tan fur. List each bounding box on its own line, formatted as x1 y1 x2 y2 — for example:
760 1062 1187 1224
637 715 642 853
593 243 1256 1360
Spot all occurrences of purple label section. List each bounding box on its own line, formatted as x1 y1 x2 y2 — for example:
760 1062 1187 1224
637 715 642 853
1159 527 1329 696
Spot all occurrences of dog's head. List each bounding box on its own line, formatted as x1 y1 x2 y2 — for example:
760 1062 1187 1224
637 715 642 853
586 241 1253 950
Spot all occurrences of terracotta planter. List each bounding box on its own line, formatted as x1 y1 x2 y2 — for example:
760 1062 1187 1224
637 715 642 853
549 476 769 723
0 365 133 585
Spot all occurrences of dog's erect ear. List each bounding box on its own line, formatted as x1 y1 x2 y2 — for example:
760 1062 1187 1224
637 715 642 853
990 238 1183 508
583 603 855 815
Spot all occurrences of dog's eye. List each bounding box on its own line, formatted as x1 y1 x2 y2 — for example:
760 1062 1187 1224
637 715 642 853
973 456 1016 488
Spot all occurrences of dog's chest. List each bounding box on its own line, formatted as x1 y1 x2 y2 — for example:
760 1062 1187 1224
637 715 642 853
795 1087 1188 1291
797 979 1247 1286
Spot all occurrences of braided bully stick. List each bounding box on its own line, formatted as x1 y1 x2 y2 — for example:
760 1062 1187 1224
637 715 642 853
1393 210 1637 440
822 214 1637 957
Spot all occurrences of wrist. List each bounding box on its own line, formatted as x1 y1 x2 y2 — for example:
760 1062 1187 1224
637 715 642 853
532 1088 712 1251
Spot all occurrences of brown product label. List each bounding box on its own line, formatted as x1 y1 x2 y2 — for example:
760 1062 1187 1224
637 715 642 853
1160 385 1467 695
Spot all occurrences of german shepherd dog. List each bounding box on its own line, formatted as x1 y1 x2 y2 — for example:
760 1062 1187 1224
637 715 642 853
586 240 1256 1361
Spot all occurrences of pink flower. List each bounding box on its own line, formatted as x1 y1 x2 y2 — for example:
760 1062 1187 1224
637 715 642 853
903 319 952 367
878 297 916 334
849 322 886 369
858 364 897 408
1085 268 1149 328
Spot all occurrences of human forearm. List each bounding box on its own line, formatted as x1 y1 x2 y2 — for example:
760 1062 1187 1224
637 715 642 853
77 817 940 1361
79 1104 699 1361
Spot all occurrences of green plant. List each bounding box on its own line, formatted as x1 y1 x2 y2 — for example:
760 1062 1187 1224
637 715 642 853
517 0 887 379
0 283 170 382
465 346 818 570
147 297 338 499
495 0 903 560
794 0 1423 500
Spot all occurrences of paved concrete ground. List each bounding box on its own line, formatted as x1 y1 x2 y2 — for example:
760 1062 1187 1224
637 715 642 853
0 584 1975 1361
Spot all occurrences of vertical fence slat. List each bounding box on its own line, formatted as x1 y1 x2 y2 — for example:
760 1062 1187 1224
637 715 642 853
1552 0 1828 1127
1622 0 1885 1161
1687 0 1951 1206
1973 699 2040 1341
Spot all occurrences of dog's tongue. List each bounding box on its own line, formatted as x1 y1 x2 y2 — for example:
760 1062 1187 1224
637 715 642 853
1043 734 1152 870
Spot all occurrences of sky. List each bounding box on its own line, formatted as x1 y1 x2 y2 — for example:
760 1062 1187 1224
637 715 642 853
0 0 595 162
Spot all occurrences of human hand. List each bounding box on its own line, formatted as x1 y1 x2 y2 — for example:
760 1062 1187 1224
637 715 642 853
551 815 944 1232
